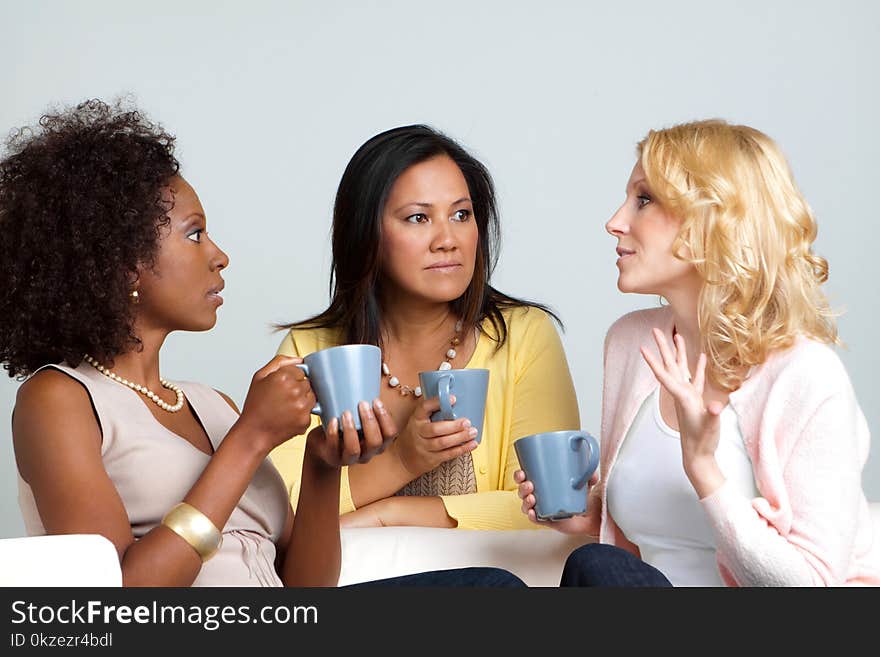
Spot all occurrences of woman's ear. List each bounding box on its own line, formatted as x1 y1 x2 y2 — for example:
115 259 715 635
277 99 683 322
128 269 141 303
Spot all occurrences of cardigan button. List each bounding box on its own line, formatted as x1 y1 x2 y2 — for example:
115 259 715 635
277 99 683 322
479 466 487 475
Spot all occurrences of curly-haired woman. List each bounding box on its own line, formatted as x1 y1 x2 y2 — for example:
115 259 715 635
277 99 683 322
516 120 879 586
0 100 524 587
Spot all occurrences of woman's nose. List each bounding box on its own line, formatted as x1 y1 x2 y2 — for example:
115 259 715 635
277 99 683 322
431 220 457 251
605 205 629 236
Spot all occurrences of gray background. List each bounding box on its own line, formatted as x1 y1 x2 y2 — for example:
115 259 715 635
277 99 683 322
1 0 877 538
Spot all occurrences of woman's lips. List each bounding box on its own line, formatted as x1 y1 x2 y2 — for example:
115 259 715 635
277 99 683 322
207 282 225 305
425 263 462 272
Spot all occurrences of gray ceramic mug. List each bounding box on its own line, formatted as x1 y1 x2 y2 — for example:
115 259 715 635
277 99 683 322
514 430 600 521
295 344 381 432
418 368 489 444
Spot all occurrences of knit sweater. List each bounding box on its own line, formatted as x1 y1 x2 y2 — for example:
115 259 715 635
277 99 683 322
597 306 879 586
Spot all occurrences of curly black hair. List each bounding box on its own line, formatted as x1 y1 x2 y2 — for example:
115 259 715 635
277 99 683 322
0 99 180 378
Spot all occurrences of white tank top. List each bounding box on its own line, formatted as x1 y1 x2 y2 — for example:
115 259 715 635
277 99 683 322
606 388 759 586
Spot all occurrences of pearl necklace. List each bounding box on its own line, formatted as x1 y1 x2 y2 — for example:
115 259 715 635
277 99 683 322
83 355 185 412
382 320 462 397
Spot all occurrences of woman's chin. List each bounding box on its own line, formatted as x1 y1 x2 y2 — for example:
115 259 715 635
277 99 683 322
419 285 470 305
616 278 633 294
616 277 654 296
180 314 219 332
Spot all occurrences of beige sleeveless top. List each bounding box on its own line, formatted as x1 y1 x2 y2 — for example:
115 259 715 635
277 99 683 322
17 362 289 587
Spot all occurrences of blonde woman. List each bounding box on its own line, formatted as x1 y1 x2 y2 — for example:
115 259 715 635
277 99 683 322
516 120 879 586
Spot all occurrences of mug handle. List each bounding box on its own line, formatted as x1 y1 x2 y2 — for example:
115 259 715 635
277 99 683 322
569 433 600 490
295 363 322 416
437 373 456 420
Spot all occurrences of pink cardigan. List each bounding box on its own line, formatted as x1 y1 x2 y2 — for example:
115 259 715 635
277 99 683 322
597 307 879 586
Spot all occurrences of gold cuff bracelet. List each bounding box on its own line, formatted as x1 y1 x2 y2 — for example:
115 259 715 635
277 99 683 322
161 502 222 563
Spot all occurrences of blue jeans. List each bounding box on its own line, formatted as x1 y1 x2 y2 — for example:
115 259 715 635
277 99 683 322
560 544 672 587
345 567 527 588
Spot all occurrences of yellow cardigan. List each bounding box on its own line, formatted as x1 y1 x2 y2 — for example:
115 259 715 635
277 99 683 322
269 306 580 529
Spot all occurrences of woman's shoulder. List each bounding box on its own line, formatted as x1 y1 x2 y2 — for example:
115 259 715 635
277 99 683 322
732 336 857 422
13 366 100 456
498 304 552 326
605 306 672 345
732 336 868 453
758 335 851 390
16 366 87 409
277 325 344 358
493 304 560 344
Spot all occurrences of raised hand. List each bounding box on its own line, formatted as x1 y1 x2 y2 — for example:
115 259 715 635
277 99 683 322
640 328 726 497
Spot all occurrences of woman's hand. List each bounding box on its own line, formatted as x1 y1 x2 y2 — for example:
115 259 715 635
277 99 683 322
514 469 600 536
306 399 398 469
339 496 455 528
389 394 478 479
640 328 726 497
236 355 317 452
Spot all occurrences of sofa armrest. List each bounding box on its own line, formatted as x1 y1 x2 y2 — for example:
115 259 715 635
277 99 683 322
0 534 122 587
339 527 593 587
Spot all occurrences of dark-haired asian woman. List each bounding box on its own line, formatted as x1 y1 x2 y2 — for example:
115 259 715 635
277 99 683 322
271 126 580 530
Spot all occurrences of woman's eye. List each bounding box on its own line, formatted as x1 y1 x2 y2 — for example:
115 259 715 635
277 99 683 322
405 214 429 224
453 209 471 221
636 195 652 209
187 229 203 243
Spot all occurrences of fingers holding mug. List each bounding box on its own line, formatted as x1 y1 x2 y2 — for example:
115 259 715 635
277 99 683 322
357 401 385 462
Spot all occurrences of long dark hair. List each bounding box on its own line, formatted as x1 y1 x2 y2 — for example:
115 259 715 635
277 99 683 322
282 124 560 348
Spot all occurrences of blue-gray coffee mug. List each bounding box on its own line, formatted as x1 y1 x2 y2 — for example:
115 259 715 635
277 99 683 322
295 344 381 432
418 368 489 444
514 430 600 521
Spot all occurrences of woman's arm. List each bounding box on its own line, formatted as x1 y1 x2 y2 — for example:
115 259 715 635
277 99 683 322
279 435 343 585
14 357 314 586
702 390 869 586
346 396 477 507
340 495 456 528
345 309 582 530
280 403 398 585
271 330 363 516
644 330 870 585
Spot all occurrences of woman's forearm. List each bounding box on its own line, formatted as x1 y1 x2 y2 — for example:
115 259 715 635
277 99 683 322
347 441 415 507
281 443 343 586
341 496 456 528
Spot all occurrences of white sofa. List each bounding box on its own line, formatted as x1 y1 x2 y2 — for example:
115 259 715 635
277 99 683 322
0 534 123 586
0 528 591 588
2 502 878 587
339 527 592 586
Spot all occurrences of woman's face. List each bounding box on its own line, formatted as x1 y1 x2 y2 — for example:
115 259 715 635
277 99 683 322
379 155 479 305
605 161 700 298
135 176 229 332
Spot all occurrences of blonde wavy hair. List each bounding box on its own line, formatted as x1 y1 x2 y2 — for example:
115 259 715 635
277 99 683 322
638 119 838 390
